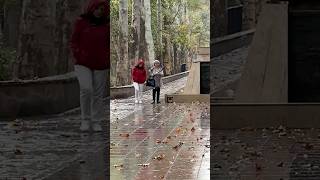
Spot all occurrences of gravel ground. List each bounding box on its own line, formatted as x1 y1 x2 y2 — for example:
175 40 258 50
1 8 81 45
211 47 249 94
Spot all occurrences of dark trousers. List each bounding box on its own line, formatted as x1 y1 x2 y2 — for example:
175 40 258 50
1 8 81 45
153 87 160 102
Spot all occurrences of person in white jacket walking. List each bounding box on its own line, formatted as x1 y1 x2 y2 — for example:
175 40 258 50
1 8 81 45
149 60 164 104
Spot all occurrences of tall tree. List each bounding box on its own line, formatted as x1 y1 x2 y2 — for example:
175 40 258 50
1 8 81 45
132 0 141 65
3 0 21 48
116 0 129 85
143 0 155 68
157 0 163 66
11 0 85 80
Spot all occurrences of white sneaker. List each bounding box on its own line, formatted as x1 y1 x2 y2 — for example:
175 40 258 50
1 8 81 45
135 100 138 104
92 123 102 132
139 100 142 104
80 120 90 131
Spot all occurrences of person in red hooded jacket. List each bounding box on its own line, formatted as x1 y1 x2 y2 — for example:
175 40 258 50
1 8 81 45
132 59 147 104
70 0 109 132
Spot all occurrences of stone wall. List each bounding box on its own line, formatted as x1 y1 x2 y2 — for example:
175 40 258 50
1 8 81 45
242 0 267 30
0 71 189 119
212 0 228 38
212 0 266 38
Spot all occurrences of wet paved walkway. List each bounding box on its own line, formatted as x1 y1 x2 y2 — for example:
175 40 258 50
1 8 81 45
0 77 189 179
110 102 210 180
211 127 320 180
0 113 109 180
111 76 187 122
110 76 210 179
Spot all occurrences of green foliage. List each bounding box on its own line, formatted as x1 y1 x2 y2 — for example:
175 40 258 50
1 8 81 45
161 0 210 48
110 0 209 85
0 47 15 81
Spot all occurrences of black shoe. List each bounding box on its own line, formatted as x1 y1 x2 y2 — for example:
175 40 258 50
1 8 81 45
157 101 161 104
151 101 155 104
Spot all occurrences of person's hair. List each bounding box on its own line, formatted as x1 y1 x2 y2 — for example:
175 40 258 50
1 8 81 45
80 3 108 26
135 61 144 68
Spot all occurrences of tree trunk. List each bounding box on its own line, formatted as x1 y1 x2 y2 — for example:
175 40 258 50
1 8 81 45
143 0 155 69
3 0 21 48
173 44 178 74
157 0 163 66
132 0 141 66
163 35 173 75
12 0 85 80
116 0 129 86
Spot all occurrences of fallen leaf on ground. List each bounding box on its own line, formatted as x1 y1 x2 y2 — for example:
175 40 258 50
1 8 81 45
213 164 222 171
119 133 130 137
162 140 168 144
278 132 287 137
14 149 23 155
79 160 86 164
220 148 230 153
303 164 312 168
60 134 71 138
255 163 262 171
156 139 161 143
304 143 313 150
229 165 238 171
138 163 150 167
175 128 181 134
246 151 262 158
172 142 184 150
191 127 196 132
114 164 123 168
153 154 165 161
277 162 284 167
135 153 141 158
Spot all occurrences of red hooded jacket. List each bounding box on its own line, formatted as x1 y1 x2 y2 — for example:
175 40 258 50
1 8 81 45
70 0 109 70
132 60 147 84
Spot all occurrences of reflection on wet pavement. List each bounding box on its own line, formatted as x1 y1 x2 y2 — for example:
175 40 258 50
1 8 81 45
0 114 109 179
0 77 189 179
110 102 210 180
111 77 187 123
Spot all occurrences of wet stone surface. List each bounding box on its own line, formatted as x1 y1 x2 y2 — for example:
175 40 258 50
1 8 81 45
211 127 320 180
111 77 187 123
0 77 188 179
110 102 210 180
0 115 109 179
